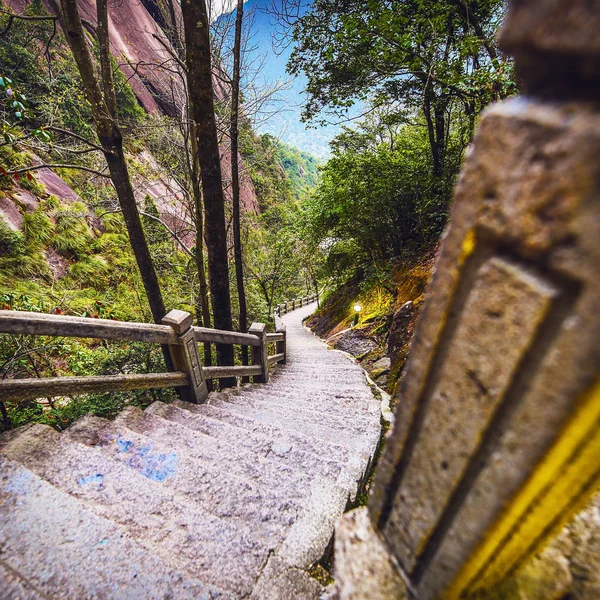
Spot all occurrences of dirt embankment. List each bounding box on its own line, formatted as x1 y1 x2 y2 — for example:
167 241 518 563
307 255 435 398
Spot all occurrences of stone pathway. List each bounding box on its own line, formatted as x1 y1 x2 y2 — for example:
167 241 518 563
0 302 382 599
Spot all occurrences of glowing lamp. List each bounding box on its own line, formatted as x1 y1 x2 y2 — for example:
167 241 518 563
352 303 362 326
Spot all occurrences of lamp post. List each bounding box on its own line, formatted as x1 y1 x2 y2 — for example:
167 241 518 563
353 303 362 327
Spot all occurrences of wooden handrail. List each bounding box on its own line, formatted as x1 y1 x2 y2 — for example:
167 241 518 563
267 353 285 366
0 372 188 402
0 299 297 403
0 310 177 345
193 326 260 347
274 292 318 318
203 365 262 379
266 332 285 342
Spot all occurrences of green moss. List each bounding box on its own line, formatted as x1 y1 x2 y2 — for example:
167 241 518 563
308 564 334 587
18 173 46 195
97 211 125 234
52 202 95 258
0 216 25 257
0 251 51 281
39 195 61 211
69 255 110 287
22 210 54 249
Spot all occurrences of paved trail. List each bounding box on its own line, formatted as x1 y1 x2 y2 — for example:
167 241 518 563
0 302 381 599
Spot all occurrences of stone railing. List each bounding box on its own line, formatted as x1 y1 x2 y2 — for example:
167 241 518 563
0 307 290 404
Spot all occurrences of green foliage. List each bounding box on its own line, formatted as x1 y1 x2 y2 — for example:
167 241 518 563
275 140 319 199
289 0 515 182
290 0 515 122
52 202 95 259
304 114 454 281
111 55 146 124
239 125 320 208
69 255 110 287
22 209 54 249
3 335 175 431
0 215 24 256
0 2 326 432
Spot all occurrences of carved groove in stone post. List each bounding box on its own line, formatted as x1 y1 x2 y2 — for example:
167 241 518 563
162 309 208 403
249 322 268 383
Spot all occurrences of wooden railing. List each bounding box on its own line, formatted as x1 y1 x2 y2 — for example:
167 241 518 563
274 292 318 320
0 293 316 404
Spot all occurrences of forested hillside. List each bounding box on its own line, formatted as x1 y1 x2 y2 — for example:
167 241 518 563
0 0 513 425
0 0 321 429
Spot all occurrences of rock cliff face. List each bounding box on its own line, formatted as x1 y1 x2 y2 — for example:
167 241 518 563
3 0 259 253
8 0 175 115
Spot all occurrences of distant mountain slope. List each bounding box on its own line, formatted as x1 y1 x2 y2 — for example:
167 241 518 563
274 138 319 198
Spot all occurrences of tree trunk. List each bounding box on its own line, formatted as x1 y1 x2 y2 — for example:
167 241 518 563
181 0 235 387
52 0 173 371
434 102 446 173
231 0 249 378
192 165 214 391
423 92 442 177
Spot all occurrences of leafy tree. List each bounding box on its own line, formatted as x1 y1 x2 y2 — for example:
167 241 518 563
288 0 515 174
45 0 173 372
303 111 456 281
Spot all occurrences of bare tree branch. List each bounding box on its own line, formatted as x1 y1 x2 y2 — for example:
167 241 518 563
6 164 110 178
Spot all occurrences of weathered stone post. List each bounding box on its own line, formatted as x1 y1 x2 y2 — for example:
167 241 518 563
249 322 269 383
162 309 208 403
332 1 600 598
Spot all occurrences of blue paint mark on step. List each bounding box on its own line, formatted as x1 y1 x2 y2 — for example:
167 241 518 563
115 435 133 453
77 473 104 490
109 435 178 482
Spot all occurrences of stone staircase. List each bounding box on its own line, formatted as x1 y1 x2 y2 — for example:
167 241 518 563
0 303 382 599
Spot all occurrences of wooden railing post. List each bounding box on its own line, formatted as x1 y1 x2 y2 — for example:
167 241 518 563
292 299 295 310
162 310 208 403
249 322 268 383
276 323 286 365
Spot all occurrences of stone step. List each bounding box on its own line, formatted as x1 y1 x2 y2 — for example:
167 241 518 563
64 413 297 529
228 375 374 394
0 424 273 597
269 363 365 375
146 401 344 485
113 405 340 498
249 556 323 600
226 387 381 420
0 560 44 600
174 401 376 501
123 404 355 570
262 381 376 397
0 454 232 599
173 400 354 466
209 395 381 450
